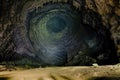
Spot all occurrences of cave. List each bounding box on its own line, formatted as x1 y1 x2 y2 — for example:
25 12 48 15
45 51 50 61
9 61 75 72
0 0 119 67
0 0 120 67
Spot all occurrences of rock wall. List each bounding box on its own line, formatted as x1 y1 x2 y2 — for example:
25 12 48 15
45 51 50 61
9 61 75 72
0 0 120 66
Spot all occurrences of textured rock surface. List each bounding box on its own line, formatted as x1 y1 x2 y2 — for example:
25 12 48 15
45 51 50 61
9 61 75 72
0 65 120 80
0 0 120 66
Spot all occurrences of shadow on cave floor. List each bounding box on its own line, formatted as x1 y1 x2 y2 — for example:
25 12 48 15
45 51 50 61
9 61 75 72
89 77 120 80
0 76 120 80
0 77 10 80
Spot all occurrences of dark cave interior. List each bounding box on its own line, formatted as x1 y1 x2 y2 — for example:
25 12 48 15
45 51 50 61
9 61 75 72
0 0 119 67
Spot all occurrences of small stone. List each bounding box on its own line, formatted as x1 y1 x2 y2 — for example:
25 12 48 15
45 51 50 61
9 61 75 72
92 63 99 67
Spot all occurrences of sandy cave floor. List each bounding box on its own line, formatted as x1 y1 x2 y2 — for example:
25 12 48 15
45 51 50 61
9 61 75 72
0 64 120 80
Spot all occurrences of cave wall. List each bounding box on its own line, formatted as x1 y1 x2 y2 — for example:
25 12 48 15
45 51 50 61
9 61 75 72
0 0 120 65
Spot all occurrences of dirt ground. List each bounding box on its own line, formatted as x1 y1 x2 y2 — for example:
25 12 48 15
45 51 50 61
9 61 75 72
0 64 120 80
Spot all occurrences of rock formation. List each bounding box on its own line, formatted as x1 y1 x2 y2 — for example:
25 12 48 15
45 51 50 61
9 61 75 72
0 0 119 67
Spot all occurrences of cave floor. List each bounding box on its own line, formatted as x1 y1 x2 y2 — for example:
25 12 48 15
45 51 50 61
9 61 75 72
0 65 120 80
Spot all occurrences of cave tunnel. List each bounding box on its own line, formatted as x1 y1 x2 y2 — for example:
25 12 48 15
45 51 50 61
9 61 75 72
0 0 120 67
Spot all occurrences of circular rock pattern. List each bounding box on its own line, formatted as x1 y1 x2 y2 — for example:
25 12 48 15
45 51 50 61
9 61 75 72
27 3 101 66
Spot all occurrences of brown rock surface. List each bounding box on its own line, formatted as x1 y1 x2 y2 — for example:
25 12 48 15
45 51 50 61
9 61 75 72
0 65 120 80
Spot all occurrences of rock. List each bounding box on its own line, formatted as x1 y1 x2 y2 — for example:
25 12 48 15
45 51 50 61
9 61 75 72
92 63 99 67
0 0 120 67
